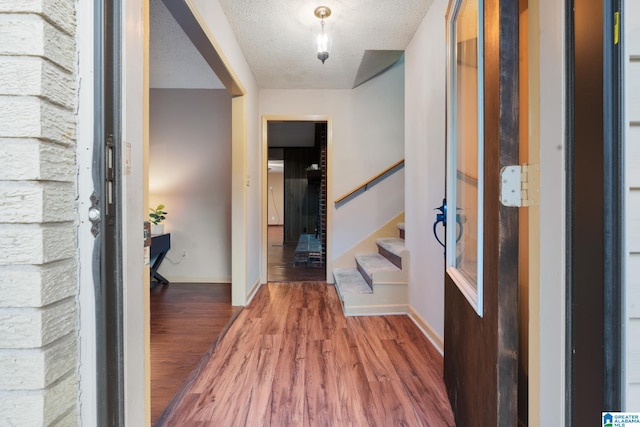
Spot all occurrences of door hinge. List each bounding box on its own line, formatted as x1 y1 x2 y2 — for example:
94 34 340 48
500 163 540 207
614 12 620 45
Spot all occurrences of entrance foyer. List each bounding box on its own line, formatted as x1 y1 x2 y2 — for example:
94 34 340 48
156 282 455 426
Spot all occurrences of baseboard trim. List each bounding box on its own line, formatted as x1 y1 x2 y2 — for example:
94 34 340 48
342 304 408 317
407 305 444 355
245 278 262 305
164 276 232 284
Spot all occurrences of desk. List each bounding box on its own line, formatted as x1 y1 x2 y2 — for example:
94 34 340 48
150 233 170 285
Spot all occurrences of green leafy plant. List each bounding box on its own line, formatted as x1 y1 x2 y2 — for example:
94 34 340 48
149 204 167 225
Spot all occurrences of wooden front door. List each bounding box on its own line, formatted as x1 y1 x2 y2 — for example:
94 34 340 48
443 0 520 425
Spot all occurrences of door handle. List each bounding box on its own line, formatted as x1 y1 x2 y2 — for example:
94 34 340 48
433 199 447 248
433 199 464 251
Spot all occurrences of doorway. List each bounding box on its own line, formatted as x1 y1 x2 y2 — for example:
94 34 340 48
147 0 236 422
265 120 328 282
262 116 331 283
115 0 250 422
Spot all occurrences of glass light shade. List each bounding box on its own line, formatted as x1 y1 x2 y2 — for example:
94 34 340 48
317 32 328 53
317 32 329 63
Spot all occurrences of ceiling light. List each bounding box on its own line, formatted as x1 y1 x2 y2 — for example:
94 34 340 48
314 6 331 64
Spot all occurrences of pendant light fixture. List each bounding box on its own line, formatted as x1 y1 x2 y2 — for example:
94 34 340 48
314 6 331 64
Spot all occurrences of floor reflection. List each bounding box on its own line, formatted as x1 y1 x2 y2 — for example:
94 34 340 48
267 225 326 282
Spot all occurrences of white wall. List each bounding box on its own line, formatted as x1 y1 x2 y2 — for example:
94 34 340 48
404 0 448 344
149 89 232 283
189 0 261 302
267 172 284 225
259 61 405 260
624 0 640 410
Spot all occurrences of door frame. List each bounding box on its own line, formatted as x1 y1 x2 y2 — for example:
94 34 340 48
113 0 250 423
534 0 568 422
159 0 247 307
91 0 126 423
565 0 624 422
601 0 623 410
80 0 151 423
261 115 334 284
525 0 542 424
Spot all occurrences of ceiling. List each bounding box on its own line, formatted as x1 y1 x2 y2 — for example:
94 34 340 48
151 0 435 90
150 0 224 89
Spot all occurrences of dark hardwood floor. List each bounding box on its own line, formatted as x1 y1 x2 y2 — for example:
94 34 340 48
151 283 235 425
268 225 325 282
157 282 455 426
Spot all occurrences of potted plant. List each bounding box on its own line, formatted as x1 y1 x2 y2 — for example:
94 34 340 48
149 204 167 235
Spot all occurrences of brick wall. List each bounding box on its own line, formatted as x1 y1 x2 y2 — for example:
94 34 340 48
0 0 79 425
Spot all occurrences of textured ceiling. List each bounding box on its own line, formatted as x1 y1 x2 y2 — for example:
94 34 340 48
218 0 435 89
149 0 223 89
150 0 434 90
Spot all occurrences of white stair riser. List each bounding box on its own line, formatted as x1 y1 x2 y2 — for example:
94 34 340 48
338 282 408 316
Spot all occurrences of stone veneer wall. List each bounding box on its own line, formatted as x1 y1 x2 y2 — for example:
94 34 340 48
0 0 79 425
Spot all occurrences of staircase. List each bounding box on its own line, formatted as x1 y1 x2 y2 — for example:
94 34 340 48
333 222 408 316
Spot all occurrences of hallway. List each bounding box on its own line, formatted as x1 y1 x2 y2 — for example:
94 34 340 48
156 282 454 426
268 225 326 282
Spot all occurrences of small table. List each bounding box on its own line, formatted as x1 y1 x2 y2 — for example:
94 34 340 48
294 233 323 267
150 233 171 285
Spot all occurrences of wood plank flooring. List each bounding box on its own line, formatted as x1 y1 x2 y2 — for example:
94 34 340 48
268 225 325 282
157 282 455 426
151 283 235 425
